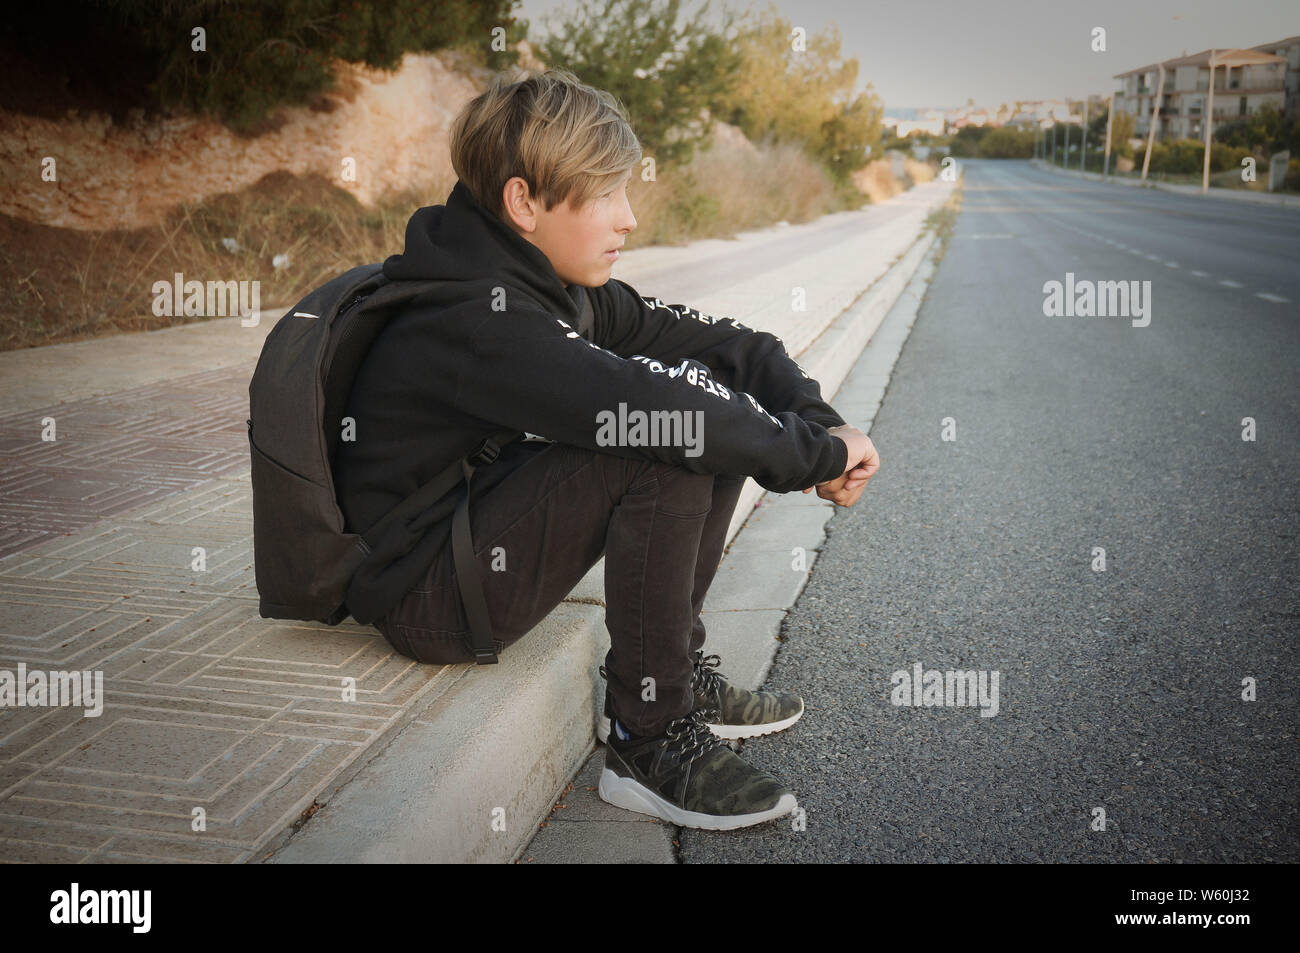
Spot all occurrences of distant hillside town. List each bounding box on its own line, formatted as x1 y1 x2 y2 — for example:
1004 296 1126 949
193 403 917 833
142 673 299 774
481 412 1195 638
884 33 1299 141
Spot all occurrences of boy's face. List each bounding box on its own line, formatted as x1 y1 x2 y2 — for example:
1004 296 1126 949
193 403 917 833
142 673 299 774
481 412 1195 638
503 172 637 288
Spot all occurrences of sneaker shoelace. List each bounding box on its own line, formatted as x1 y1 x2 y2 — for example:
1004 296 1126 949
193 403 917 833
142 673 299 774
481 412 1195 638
691 653 725 701
600 662 725 728
664 707 725 764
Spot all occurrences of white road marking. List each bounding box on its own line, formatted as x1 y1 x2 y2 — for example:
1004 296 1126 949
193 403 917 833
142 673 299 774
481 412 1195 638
1255 292 1289 303
1219 280 1244 288
1190 270 1209 277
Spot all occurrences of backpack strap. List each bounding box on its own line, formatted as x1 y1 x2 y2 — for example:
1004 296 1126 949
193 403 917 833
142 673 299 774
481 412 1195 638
450 431 517 664
360 428 520 664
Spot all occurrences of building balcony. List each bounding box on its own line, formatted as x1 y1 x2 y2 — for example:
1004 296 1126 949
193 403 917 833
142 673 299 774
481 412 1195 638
1196 80 1284 93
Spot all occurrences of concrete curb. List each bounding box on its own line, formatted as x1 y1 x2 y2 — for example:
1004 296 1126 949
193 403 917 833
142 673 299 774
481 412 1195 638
262 602 606 863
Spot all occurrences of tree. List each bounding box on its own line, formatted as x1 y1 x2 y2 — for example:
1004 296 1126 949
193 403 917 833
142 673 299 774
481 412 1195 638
535 0 743 168
1216 102 1300 156
1109 109 1136 157
5 0 521 131
977 126 1033 158
712 4 882 182
816 89 885 182
947 125 990 158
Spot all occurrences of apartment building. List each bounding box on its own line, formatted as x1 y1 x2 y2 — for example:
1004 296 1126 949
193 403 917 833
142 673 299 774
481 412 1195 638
1252 35 1300 116
1113 37 1295 141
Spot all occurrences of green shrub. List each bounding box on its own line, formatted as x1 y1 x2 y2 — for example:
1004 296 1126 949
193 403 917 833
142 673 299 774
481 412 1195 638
1211 142 1255 176
6 0 520 131
947 125 990 158
977 126 1034 158
1285 158 1300 191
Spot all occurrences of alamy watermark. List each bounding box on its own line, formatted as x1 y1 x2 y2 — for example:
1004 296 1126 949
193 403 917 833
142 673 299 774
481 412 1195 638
1 663 104 717
151 271 261 325
890 661 1000 717
49 883 150 932
596 402 704 457
1042 272 1151 327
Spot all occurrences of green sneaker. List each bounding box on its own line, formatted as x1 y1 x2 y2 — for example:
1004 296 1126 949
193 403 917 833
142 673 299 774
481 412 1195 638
690 651 805 739
599 707 798 830
595 652 805 742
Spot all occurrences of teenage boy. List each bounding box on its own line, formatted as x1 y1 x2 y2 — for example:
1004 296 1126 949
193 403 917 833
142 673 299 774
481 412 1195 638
334 68 879 831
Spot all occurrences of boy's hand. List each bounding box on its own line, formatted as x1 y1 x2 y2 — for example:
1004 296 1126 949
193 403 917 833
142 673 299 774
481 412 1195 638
802 425 879 507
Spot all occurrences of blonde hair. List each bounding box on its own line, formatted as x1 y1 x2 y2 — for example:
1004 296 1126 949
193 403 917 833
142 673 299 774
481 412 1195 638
449 67 642 223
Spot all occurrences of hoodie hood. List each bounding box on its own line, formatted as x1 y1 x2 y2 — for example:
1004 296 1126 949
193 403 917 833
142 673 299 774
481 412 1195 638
382 180 585 323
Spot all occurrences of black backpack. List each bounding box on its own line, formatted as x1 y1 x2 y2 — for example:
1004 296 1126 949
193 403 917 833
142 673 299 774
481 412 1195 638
245 263 520 664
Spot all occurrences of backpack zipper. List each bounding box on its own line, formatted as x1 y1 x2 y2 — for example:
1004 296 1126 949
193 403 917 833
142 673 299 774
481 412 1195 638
339 293 366 318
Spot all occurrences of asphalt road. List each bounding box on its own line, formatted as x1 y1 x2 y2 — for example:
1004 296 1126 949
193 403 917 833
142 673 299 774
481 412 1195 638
680 159 1300 863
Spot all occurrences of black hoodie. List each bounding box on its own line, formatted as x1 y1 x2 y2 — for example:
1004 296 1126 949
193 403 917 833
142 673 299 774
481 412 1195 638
336 180 849 624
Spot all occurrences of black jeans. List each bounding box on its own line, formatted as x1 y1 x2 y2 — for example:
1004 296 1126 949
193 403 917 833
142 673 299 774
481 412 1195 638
373 442 747 736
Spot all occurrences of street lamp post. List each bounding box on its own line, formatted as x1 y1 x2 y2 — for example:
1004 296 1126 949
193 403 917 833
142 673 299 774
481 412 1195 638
1141 62 1166 182
1103 92 1114 176
1063 97 1070 166
1202 49 1217 193
1080 95 1089 172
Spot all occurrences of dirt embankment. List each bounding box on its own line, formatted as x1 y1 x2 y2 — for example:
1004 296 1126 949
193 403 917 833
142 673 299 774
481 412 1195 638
0 49 535 231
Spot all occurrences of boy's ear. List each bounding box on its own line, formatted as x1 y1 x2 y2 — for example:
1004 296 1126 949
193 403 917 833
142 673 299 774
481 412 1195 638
500 178 535 234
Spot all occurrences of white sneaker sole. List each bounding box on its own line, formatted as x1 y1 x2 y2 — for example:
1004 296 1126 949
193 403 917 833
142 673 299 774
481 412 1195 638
598 767 798 830
595 702 804 744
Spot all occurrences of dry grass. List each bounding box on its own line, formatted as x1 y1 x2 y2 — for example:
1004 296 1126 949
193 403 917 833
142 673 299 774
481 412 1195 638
624 133 842 248
904 157 936 185
924 181 964 265
0 171 452 351
851 153 941 206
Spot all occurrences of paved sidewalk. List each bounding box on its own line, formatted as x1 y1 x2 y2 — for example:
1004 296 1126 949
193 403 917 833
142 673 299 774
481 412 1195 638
0 178 955 862
0 367 255 561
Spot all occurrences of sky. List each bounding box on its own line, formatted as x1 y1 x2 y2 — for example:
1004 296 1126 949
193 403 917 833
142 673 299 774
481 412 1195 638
511 0 1299 111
